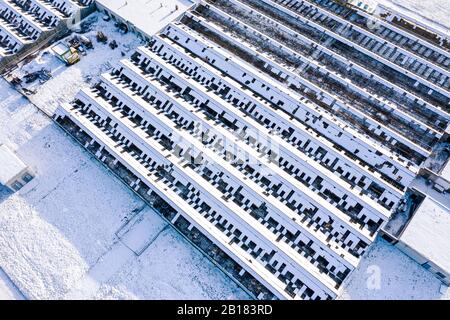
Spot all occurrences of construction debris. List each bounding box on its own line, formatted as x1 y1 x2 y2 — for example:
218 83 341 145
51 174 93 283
68 36 82 49
109 40 118 50
97 31 108 43
10 76 22 86
80 36 94 49
24 68 52 84
22 87 37 95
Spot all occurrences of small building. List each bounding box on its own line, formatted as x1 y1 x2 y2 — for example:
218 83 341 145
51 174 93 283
382 174 450 286
51 41 80 65
95 0 194 41
395 196 450 286
0 144 34 192
346 0 377 14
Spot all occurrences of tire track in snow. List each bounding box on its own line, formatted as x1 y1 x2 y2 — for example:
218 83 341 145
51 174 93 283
63 209 170 300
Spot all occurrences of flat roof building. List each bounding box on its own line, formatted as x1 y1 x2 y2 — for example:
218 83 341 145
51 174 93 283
441 159 450 188
0 144 34 192
396 196 450 285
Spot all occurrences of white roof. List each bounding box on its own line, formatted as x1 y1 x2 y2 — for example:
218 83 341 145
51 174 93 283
51 42 70 56
348 0 377 13
441 159 450 183
0 144 27 185
96 0 194 37
400 196 450 273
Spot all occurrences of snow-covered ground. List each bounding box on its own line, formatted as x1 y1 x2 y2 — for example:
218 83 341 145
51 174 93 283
380 0 450 31
0 9 249 300
7 13 145 116
339 238 449 300
0 267 25 300
0 1 449 300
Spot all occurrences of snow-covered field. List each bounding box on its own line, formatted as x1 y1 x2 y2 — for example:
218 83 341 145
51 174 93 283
381 0 450 30
0 0 449 300
0 267 25 300
339 238 449 300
